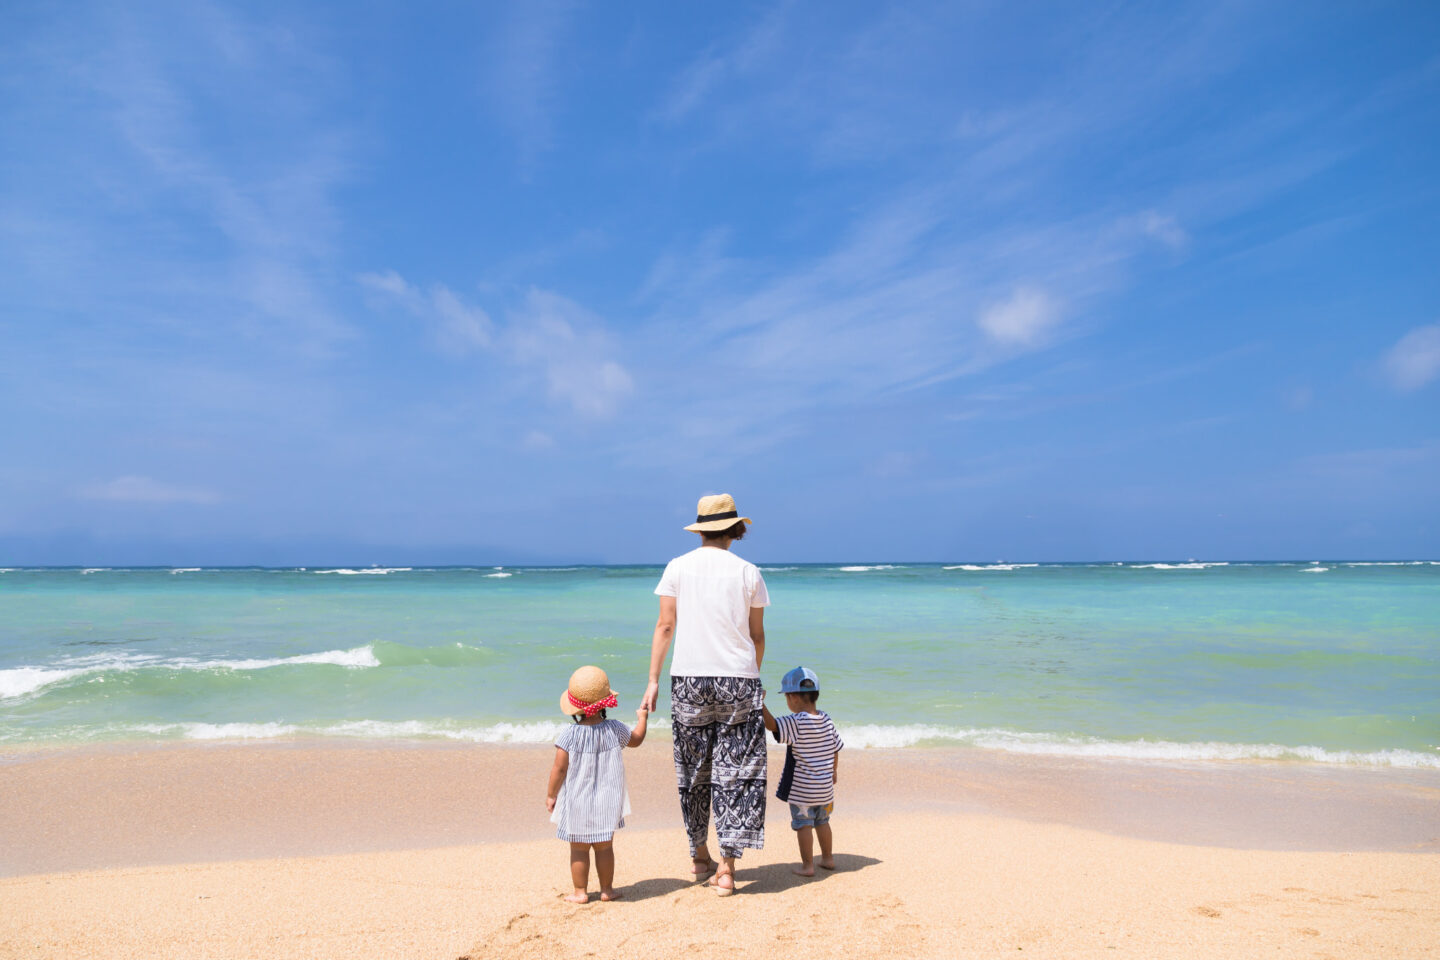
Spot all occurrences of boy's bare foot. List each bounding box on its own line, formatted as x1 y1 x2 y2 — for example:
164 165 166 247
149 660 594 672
819 856 836 870
599 889 623 902
792 862 816 877
563 892 589 904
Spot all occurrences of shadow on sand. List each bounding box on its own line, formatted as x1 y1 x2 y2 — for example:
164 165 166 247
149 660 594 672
736 853 882 895
614 876 703 901
616 854 881 900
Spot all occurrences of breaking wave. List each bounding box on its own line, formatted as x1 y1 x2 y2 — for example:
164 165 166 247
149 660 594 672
832 725 1440 767
0 641 491 701
313 567 413 575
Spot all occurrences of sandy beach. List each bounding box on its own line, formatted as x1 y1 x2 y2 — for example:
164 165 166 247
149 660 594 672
1 742 1437 959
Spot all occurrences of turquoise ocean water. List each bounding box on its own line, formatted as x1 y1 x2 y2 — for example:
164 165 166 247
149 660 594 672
2 562 1437 766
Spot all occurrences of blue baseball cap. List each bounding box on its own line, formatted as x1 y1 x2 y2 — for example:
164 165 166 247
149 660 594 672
779 665 820 694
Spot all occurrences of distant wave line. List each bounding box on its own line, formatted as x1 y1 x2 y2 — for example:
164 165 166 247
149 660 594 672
23 720 1436 768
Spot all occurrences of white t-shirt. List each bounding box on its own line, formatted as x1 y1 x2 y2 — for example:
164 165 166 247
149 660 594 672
654 547 770 678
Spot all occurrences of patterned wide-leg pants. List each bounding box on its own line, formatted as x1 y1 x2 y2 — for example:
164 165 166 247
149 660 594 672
671 675 767 859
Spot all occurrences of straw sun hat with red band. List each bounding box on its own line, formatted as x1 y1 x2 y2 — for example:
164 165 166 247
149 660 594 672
683 493 752 533
560 665 618 717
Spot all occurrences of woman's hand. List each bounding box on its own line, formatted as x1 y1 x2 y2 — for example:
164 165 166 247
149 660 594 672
642 680 660 712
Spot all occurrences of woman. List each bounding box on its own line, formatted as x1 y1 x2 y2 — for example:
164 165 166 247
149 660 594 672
642 493 770 897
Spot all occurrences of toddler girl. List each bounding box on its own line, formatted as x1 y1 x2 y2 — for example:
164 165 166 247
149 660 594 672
546 665 648 903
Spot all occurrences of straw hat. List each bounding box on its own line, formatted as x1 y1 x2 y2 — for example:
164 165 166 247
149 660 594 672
683 493 753 533
560 665 616 716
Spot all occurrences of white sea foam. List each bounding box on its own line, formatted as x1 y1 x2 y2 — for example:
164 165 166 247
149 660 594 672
1300 566 1329 573
329 720 573 742
760 566 799 572
1343 561 1437 566
0 645 381 700
0 568 17 573
943 563 1039 571
206 646 381 670
313 567 413 575
80 568 109 574
135 722 302 740
484 572 513 578
836 565 902 572
832 724 1440 767
169 568 202 574
0 666 90 699
1130 562 1229 570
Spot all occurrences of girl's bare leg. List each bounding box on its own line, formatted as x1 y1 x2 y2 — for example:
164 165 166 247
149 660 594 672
595 841 622 900
565 842 590 902
816 823 835 870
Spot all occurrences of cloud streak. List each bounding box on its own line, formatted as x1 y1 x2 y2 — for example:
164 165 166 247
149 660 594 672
358 271 493 355
78 476 221 505
359 274 634 419
1383 323 1440 391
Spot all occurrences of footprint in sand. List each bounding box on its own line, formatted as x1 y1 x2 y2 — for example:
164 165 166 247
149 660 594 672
1193 906 1221 918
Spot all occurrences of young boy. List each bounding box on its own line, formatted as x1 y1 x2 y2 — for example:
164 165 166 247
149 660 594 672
761 665 844 877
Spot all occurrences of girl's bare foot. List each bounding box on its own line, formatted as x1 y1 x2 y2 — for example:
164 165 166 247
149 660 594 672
563 892 589 904
691 858 717 877
792 862 816 877
818 855 836 870
599 889 623 901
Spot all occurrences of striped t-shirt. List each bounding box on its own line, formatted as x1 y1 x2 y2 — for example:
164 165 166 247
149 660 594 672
772 710 844 805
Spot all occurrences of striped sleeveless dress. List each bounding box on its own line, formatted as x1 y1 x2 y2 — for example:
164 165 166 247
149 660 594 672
550 719 632 843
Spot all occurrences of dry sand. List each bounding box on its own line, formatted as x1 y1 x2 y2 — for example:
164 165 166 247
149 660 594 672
1 741 1436 959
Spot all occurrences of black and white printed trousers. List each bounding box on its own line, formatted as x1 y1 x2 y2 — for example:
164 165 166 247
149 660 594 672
670 675 767 859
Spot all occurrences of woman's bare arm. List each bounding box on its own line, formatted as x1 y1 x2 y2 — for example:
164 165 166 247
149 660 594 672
644 597 677 711
748 606 766 670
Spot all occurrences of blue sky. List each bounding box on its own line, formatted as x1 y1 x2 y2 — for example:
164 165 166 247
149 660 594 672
1 0 1437 565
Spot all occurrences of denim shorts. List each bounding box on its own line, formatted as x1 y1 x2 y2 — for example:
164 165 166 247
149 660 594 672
788 802 833 830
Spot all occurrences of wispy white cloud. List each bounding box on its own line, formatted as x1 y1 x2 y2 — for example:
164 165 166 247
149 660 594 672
360 273 633 419
482 0 578 173
507 289 635 419
627 194 1166 451
523 430 556 451
78 476 221 505
1301 442 1439 481
1137 211 1189 250
1382 323 1440 391
0 0 354 355
654 4 788 123
359 271 492 355
978 287 1062 347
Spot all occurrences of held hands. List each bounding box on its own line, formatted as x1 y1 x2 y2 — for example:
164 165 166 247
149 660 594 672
642 680 660 712
636 705 650 722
